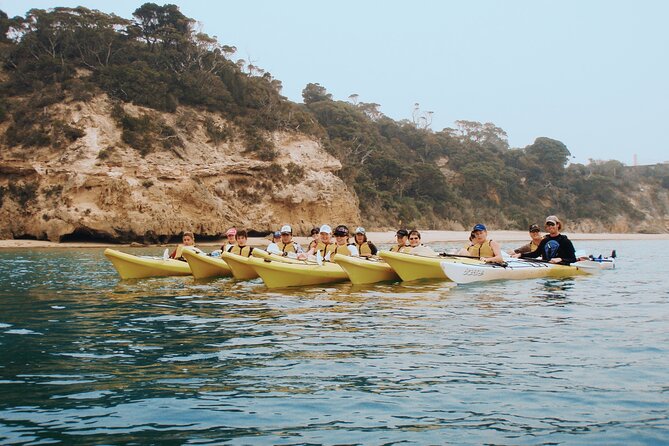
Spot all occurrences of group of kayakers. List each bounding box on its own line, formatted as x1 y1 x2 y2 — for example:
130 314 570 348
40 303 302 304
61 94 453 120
170 214 577 265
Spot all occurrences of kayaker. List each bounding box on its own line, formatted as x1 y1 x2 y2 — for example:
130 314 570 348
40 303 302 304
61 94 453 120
353 227 378 258
221 227 237 252
458 224 503 263
169 231 203 261
408 230 423 249
266 230 282 254
508 224 543 255
228 229 254 257
390 229 411 253
303 224 336 259
330 225 359 258
516 215 577 264
268 225 305 257
307 227 320 251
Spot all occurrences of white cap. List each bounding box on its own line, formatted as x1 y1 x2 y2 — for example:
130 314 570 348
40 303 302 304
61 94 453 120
319 224 332 234
280 225 292 234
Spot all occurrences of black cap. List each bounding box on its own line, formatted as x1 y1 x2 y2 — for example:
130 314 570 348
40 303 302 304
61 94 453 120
396 229 409 237
529 224 541 232
333 225 349 236
310 227 320 235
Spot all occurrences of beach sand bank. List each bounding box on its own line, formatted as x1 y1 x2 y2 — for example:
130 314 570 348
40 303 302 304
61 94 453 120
1 230 667 249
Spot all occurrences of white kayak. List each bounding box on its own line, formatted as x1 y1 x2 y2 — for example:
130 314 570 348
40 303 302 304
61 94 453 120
441 258 596 284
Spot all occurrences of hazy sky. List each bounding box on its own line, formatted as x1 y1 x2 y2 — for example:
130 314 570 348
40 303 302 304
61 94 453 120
2 0 668 165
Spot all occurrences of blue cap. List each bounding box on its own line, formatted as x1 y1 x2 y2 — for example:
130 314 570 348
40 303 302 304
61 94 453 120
472 224 487 232
273 231 281 238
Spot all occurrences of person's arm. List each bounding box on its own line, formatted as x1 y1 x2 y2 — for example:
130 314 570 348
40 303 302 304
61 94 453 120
348 244 359 257
514 243 532 254
266 242 281 255
553 237 577 264
520 239 544 259
368 242 378 256
294 242 305 254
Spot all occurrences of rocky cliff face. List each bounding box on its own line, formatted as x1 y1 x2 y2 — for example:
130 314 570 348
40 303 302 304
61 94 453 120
0 96 361 242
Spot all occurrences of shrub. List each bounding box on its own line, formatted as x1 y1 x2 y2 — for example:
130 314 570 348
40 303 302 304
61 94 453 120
8 182 38 206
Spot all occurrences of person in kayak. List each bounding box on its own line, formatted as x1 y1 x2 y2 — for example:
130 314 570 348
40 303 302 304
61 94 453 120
266 230 282 254
509 224 543 255
268 225 305 257
390 229 411 253
228 229 254 257
353 227 378 258
459 224 503 263
307 227 320 251
330 225 359 258
169 231 203 261
222 227 237 252
515 215 576 264
408 230 423 249
303 224 336 260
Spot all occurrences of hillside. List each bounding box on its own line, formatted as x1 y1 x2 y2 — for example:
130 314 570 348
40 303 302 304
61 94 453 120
0 5 667 242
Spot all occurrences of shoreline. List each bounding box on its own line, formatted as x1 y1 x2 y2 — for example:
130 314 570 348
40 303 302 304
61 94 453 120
1 230 667 249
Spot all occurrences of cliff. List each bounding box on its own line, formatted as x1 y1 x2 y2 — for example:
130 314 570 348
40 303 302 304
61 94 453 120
0 96 361 242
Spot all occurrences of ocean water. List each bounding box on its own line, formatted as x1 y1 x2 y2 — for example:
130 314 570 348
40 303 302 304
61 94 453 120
0 240 667 445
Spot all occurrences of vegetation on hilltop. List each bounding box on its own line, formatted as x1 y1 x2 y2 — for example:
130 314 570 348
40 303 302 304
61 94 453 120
0 5 666 231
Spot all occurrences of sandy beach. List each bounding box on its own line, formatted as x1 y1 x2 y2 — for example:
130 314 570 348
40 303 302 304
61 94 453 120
1 230 667 249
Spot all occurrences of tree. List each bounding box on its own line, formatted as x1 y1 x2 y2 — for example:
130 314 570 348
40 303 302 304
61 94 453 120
525 137 571 170
302 82 332 104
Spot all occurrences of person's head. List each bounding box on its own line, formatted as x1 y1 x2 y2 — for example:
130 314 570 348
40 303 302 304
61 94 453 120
272 231 281 242
319 224 332 243
469 231 476 242
529 224 542 240
354 227 367 243
310 227 320 239
396 228 409 244
226 227 237 242
408 230 421 247
235 229 248 245
280 225 293 242
182 231 195 246
545 215 562 233
471 223 487 243
333 225 349 245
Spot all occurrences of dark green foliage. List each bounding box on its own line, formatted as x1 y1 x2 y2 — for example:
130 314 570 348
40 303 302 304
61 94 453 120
204 117 232 144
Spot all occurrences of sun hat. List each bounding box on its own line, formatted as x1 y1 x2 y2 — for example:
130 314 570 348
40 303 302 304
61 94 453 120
280 225 292 234
319 224 332 234
529 224 541 232
472 223 486 232
355 227 365 234
226 228 237 236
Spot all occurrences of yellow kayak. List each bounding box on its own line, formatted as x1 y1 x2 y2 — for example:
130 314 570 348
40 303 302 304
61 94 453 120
104 248 191 279
220 251 259 280
181 249 232 279
332 254 399 284
378 250 479 282
248 257 348 288
251 248 308 264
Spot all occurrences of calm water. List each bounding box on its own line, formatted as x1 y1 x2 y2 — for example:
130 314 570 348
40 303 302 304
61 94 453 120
0 240 668 445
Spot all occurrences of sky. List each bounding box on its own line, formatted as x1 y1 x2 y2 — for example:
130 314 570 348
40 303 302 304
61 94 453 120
2 0 668 165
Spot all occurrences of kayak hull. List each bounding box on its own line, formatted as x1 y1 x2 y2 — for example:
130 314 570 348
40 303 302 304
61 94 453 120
378 250 479 281
248 257 348 288
441 259 592 284
332 254 399 284
252 248 307 264
220 252 259 280
104 248 191 279
182 249 232 279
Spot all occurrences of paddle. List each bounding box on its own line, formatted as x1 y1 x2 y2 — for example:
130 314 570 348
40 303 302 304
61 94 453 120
163 248 169 260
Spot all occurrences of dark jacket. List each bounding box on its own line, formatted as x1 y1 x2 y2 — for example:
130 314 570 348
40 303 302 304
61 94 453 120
520 234 576 264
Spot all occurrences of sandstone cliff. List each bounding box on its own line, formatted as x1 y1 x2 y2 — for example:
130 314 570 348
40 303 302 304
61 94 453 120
0 96 361 242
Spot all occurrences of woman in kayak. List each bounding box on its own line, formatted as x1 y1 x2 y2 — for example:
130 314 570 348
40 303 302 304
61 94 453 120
228 229 254 257
390 229 411 253
459 224 503 263
515 215 576 264
353 227 378 258
302 224 336 260
268 225 305 257
509 224 543 255
307 227 320 251
169 231 203 260
330 225 359 258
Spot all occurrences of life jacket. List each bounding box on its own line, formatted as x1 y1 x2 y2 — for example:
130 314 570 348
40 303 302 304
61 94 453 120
228 244 254 257
332 243 354 257
529 241 539 252
314 240 336 258
467 240 494 258
308 239 319 251
278 241 300 254
171 244 202 261
221 241 234 252
355 241 374 257
390 244 410 253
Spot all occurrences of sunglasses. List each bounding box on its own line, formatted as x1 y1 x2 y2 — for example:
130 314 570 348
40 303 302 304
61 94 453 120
409 237 420 240
545 222 556 226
